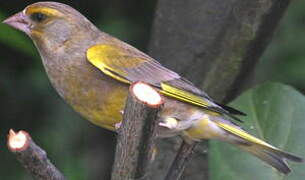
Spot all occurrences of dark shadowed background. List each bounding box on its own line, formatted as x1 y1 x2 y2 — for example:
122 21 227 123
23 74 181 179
0 0 304 179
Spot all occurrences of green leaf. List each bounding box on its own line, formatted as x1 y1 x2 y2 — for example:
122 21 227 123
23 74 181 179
0 11 37 57
209 82 305 180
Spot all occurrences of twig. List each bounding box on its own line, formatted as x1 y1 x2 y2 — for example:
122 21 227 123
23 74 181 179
111 82 163 180
7 129 66 180
165 141 197 180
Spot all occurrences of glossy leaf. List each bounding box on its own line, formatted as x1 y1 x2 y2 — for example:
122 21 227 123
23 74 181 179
210 83 305 180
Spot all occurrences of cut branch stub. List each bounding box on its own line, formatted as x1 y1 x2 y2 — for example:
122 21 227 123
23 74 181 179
8 129 30 152
111 82 163 180
7 129 66 180
132 81 164 108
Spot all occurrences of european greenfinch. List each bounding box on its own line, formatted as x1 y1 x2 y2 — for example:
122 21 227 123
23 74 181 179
3 2 303 174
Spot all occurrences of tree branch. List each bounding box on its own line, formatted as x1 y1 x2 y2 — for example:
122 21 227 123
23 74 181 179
148 0 291 179
7 129 66 180
111 82 163 180
165 141 197 180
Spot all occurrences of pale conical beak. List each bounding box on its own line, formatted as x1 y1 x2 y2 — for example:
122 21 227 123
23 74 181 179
3 12 30 35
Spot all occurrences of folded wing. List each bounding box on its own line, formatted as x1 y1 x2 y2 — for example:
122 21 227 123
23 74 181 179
86 44 244 121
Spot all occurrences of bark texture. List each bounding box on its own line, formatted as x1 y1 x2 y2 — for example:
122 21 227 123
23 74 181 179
8 130 66 180
111 83 162 180
165 141 198 180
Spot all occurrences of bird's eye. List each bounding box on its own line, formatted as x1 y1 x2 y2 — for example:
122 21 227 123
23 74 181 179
30 12 48 22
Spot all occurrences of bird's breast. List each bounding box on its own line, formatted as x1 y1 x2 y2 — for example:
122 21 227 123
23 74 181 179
42 55 129 130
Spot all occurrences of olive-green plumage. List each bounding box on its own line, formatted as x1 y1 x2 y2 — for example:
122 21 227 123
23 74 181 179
4 1 303 174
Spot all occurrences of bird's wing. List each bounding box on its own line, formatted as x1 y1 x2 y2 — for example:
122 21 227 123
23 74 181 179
86 44 243 119
86 44 180 85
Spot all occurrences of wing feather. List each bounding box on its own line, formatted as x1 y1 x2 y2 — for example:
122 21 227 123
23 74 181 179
86 44 244 120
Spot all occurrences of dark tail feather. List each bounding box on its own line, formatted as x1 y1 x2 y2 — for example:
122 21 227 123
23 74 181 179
216 103 246 116
277 150 304 163
238 143 303 174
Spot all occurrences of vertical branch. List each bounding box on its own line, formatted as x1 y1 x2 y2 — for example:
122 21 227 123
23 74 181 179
111 82 163 180
165 141 197 180
7 130 66 180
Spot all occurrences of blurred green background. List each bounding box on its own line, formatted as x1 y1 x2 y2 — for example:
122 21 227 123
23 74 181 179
0 0 304 179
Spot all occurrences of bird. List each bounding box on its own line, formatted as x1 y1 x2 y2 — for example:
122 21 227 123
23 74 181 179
3 1 303 174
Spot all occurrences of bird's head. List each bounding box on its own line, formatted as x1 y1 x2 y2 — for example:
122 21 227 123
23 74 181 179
3 2 99 51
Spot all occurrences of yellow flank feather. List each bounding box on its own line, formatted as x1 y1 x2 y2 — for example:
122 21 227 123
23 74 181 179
160 83 210 107
214 121 274 149
184 115 221 140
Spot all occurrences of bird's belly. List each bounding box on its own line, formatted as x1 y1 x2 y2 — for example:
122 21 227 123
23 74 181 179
67 84 128 130
66 78 128 130
183 115 224 141
46 61 129 130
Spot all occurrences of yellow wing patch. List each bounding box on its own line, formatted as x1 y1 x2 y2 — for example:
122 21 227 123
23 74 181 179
160 82 210 107
87 44 147 84
214 121 274 149
87 44 217 111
